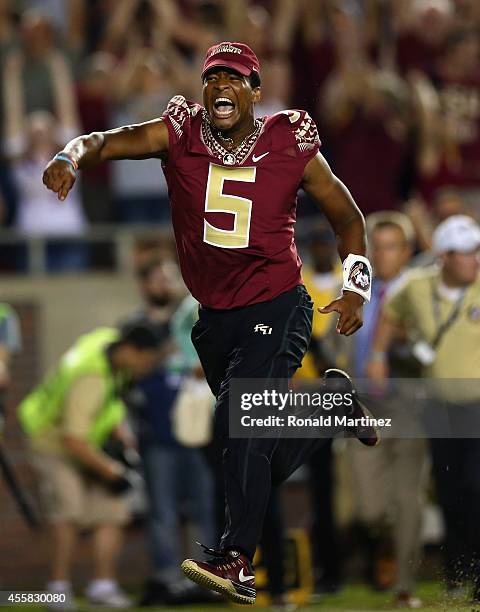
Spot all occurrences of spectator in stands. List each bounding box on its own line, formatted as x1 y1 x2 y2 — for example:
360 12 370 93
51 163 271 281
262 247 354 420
18 322 162 608
405 188 466 253
340 212 427 608
393 0 453 77
110 50 177 223
433 27 480 191
125 257 215 606
412 27 480 209
7 111 87 272
99 0 169 57
0 303 21 431
431 188 465 222
0 0 18 56
322 59 413 214
98 0 217 72
18 0 86 58
1 9 84 272
2 10 79 133
76 52 115 222
254 57 291 118
368 215 480 602
453 0 480 29
280 0 336 121
238 3 270 60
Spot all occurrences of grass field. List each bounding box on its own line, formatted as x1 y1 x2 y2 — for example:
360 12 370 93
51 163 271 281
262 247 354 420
2 583 479 612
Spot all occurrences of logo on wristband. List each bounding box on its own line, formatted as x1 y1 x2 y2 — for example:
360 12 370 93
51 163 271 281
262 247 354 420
348 261 371 292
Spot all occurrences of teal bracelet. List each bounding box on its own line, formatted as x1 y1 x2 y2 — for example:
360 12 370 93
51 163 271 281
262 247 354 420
54 153 78 172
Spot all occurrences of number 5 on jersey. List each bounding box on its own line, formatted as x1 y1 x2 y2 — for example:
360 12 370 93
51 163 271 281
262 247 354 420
203 163 256 248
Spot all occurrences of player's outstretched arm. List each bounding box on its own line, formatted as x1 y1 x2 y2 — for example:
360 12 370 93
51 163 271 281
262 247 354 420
302 152 368 336
302 152 366 259
43 119 169 201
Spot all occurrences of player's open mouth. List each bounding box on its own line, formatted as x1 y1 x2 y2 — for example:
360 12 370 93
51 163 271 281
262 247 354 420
213 97 236 119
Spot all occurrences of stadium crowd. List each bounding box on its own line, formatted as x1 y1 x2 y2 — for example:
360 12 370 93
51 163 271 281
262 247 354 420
1 0 480 250
2 0 480 610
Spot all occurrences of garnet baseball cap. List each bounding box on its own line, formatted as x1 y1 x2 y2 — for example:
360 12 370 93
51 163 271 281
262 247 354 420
432 214 480 254
202 42 260 80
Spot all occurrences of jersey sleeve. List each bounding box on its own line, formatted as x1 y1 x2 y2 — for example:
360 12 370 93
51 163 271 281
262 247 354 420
265 109 321 165
290 110 321 161
161 95 202 164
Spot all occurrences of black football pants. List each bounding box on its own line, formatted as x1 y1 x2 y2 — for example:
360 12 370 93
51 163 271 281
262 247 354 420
192 284 325 559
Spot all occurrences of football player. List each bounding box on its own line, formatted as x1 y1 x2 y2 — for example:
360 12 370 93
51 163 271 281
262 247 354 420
43 42 375 605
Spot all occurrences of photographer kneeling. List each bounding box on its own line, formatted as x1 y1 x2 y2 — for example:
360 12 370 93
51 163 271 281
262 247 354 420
18 322 161 608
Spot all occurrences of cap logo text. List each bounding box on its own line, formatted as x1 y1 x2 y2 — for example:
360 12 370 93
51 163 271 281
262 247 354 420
209 43 242 57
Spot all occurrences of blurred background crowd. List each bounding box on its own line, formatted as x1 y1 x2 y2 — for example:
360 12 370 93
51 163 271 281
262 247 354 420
0 0 480 269
2 0 480 610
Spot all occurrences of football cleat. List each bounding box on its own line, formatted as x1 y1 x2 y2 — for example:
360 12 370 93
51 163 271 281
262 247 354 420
181 544 255 605
324 368 380 447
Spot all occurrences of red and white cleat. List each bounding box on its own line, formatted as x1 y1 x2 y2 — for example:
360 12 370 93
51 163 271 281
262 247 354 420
181 544 256 606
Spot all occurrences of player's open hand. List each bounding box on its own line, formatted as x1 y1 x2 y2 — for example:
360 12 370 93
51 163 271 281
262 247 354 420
318 291 364 336
42 158 76 201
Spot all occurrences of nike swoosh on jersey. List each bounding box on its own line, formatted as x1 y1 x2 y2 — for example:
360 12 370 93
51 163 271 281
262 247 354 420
251 152 269 162
239 568 255 583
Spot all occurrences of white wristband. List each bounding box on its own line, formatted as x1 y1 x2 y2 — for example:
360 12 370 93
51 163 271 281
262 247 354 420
342 253 372 302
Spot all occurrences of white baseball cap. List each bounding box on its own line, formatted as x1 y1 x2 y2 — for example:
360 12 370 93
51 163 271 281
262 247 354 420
432 215 480 254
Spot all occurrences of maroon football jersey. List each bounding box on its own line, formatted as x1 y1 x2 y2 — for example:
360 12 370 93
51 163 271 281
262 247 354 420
161 96 320 309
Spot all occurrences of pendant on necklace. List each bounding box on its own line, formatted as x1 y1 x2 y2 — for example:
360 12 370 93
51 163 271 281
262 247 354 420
223 153 236 166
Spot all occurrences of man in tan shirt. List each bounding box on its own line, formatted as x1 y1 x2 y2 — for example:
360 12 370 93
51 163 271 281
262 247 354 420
368 215 480 602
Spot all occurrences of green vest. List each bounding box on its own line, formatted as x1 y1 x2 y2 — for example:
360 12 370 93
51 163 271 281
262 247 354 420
0 303 14 322
19 327 127 448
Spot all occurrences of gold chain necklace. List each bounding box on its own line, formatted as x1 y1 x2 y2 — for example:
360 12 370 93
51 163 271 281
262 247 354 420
202 113 264 165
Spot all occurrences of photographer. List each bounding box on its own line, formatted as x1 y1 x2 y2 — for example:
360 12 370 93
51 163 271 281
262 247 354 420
368 215 480 602
18 322 161 608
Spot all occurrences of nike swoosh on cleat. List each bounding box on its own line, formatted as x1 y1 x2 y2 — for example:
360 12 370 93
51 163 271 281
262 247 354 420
238 568 255 583
252 152 269 162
